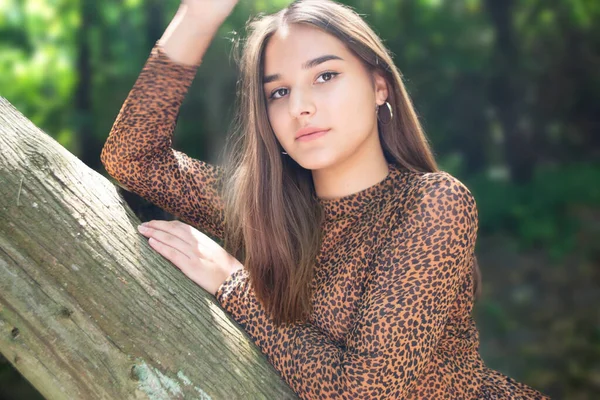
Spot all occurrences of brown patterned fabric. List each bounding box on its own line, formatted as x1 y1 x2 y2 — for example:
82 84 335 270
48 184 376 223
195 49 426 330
101 42 550 400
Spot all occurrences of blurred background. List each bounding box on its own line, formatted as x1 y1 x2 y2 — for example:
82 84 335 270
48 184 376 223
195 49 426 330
1 0 598 398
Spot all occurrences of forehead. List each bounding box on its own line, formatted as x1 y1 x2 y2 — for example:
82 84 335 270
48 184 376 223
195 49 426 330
263 23 353 74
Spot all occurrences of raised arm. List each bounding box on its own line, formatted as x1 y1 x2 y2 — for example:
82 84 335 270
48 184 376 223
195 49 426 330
100 1 238 241
215 172 479 399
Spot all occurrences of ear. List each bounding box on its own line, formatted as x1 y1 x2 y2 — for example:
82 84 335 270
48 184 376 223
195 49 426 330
373 71 389 106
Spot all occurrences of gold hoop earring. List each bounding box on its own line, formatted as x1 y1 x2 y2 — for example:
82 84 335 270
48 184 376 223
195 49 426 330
376 101 393 125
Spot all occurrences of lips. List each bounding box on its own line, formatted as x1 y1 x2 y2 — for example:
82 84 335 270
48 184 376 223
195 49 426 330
295 126 330 140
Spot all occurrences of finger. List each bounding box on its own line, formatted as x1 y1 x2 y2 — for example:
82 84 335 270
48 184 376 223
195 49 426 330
143 220 213 250
142 220 200 247
139 225 196 258
148 237 192 270
140 220 213 259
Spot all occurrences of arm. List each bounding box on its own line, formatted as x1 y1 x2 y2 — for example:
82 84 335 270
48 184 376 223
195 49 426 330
100 3 237 241
216 172 478 399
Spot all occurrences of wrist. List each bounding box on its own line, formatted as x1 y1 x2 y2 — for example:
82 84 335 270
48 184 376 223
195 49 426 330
159 5 223 66
177 4 227 34
214 258 243 297
226 257 244 277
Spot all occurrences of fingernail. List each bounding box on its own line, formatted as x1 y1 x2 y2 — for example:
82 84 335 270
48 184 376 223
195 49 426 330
137 225 147 232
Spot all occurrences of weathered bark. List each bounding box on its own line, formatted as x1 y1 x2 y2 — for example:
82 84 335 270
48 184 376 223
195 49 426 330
0 97 297 400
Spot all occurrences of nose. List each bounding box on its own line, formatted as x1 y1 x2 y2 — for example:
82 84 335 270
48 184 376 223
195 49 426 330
288 89 316 120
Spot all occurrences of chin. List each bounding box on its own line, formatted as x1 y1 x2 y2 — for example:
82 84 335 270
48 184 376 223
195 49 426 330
293 155 339 172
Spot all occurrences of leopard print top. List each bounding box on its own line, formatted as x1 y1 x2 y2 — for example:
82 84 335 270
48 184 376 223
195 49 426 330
101 42 549 400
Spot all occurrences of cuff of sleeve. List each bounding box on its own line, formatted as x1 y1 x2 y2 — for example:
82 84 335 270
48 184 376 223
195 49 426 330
140 41 200 92
152 41 203 70
215 268 249 310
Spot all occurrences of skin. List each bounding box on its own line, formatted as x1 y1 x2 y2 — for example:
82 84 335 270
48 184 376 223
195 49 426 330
263 23 390 200
140 3 393 296
137 221 243 296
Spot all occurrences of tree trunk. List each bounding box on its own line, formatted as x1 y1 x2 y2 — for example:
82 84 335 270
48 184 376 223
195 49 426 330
74 0 101 173
485 0 535 183
0 97 297 400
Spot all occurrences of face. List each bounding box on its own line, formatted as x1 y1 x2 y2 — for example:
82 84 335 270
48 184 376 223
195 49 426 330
262 23 388 171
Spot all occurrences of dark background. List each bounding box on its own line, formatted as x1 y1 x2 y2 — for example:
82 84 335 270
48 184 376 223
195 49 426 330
1 0 599 398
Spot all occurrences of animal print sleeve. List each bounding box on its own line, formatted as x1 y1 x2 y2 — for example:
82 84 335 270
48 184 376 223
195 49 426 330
101 41 225 241
216 172 478 399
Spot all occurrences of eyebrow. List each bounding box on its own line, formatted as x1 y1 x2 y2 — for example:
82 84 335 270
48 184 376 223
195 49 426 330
263 54 344 84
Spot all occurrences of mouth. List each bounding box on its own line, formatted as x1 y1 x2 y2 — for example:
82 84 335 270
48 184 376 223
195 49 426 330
296 129 330 142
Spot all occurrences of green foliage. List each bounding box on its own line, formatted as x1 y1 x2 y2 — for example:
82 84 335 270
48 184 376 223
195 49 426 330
0 0 78 149
1 0 599 398
468 163 600 260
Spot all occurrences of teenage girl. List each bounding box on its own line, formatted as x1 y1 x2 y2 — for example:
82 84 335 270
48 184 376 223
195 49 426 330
101 1 549 398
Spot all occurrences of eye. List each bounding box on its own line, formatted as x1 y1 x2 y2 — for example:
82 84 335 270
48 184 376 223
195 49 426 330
316 71 339 83
269 88 289 100
267 72 340 101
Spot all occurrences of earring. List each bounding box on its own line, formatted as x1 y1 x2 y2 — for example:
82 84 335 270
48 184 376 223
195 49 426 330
282 151 288 155
376 101 393 125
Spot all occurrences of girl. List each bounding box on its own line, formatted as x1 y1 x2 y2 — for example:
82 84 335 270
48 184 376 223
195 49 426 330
101 0 549 398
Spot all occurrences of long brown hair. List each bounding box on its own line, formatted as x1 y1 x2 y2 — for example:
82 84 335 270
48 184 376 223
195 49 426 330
220 0 481 327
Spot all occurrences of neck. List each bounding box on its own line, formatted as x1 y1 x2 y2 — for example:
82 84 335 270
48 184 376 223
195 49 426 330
313 141 389 201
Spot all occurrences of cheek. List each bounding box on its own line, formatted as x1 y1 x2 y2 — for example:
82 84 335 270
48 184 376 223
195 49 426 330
267 105 289 144
325 79 376 134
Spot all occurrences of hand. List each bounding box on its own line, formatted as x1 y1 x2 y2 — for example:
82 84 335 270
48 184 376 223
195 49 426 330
137 220 243 296
181 0 239 23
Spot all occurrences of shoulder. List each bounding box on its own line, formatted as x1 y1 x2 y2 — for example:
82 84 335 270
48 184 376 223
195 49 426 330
416 171 475 206
395 170 478 232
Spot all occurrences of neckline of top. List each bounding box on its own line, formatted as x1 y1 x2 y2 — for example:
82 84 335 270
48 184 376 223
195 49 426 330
315 162 406 222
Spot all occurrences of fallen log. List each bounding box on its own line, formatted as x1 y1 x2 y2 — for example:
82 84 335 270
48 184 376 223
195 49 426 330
0 97 297 399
